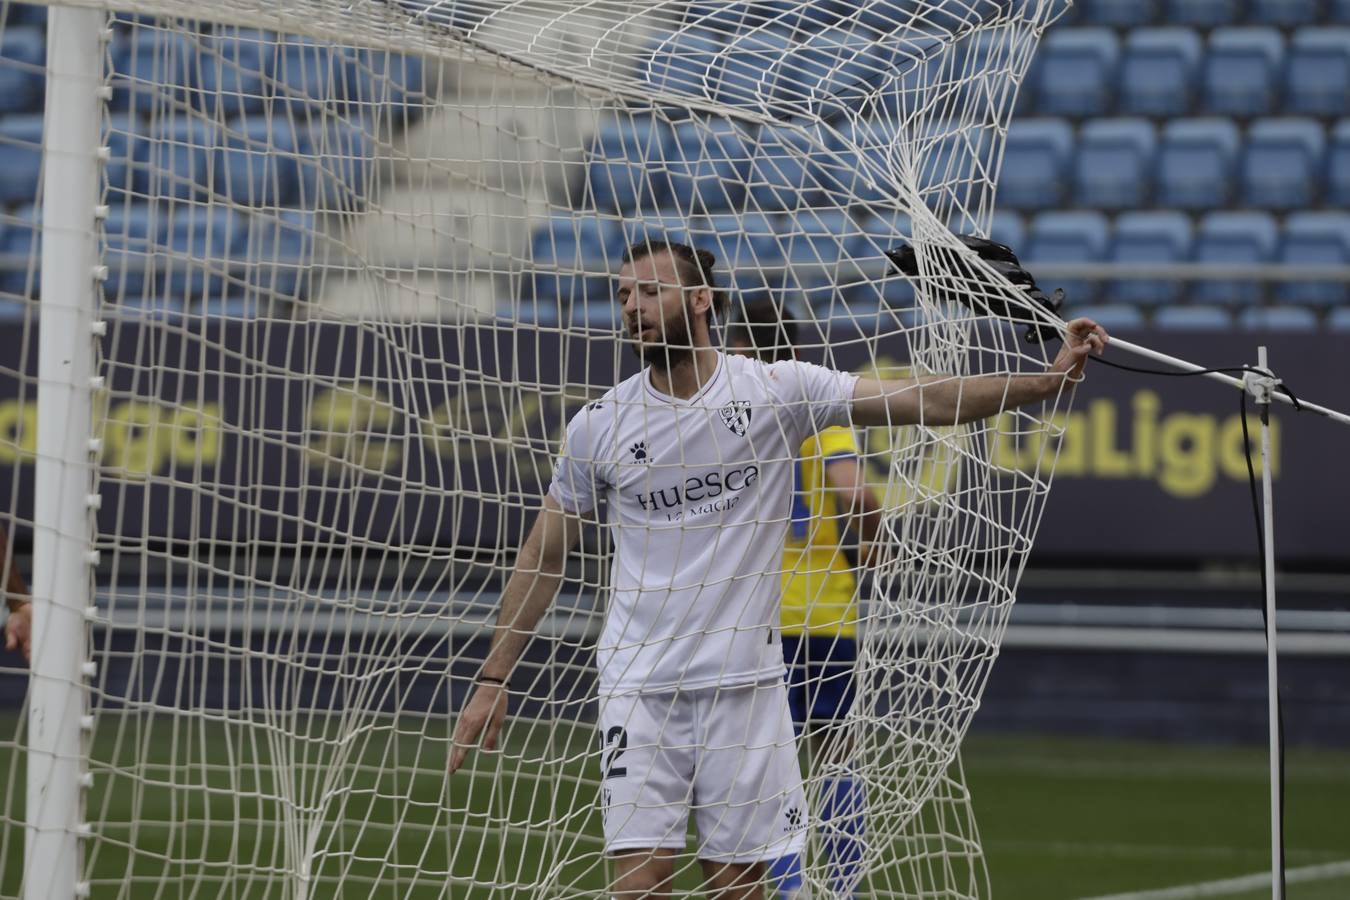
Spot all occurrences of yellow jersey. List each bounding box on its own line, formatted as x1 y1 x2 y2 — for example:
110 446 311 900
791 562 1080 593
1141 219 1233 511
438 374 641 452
779 426 861 638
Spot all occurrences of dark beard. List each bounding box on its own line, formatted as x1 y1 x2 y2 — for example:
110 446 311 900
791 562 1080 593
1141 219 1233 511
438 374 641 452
627 308 695 371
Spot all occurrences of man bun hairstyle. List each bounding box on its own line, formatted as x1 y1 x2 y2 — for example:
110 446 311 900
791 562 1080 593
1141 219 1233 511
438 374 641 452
623 239 729 327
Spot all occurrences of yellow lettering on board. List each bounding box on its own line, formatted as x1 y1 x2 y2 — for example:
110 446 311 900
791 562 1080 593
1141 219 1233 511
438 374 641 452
1158 413 1215 498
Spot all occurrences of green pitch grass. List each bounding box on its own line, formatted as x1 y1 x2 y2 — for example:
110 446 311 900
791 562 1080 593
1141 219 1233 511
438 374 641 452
0 715 1346 899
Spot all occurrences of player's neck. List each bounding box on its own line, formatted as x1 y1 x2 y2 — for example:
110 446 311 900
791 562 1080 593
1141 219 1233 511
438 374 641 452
647 346 720 400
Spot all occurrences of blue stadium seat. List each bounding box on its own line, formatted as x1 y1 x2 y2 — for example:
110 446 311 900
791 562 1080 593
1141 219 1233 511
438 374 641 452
747 124 827 211
697 212 784 269
856 209 912 269
104 203 159 300
1329 306 1350 332
0 205 37 296
2 4 47 27
640 29 723 99
1330 119 1350 208
1278 212 1350 307
340 48 427 114
1072 303 1146 330
297 119 373 210
0 299 25 321
989 210 1026 253
1074 119 1157 210
1078 0 1160 26
234 209 315 298
781 26 885 113
779 209 857 267
1120 28 1202 117
1106 211 1193 306
997 118 1073 211
1165 0 1241 27
161 207 242 301
1031 29 1119 117
215 118 302 207
103 114 149 200
1238 306 1318 331
528 216 619 304
1202 28 1284 117
110 30 196 115
1241 118 1326 211
273 38 337 113
1026 211 1110 303
0 27 44 114
621 215 692 251
1193 212 1278 307
585 117 672 214
1154 306 1233 330
665 119 752 213
1248 0 1322 26
714 27 794 108
1285 29 1350 118
0 114 43 206
145 119 217 202
1156 118 1240 210
198 28 274 119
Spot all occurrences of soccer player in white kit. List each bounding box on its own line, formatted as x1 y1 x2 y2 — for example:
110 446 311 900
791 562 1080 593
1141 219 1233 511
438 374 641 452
449 240 1107 898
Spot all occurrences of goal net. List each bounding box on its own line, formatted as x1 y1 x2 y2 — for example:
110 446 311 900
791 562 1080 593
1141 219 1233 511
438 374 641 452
0 1 1072 896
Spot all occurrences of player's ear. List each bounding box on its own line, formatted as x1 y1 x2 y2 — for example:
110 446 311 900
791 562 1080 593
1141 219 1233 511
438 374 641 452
688 286 712 319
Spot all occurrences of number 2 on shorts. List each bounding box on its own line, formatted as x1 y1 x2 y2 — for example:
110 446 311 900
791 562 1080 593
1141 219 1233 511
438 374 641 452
601 725 628 779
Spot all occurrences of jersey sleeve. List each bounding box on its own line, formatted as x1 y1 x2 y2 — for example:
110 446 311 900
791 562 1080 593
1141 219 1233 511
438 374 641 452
767 359 859 444
547 402 611 515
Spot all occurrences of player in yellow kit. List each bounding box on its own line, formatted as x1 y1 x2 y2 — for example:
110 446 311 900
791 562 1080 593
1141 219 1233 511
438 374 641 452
727 303 883 900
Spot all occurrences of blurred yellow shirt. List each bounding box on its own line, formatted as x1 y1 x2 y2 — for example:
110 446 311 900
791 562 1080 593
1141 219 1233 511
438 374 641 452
779 426 861 638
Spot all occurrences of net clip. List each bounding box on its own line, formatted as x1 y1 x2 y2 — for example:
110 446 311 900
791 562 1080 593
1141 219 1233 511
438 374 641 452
1243 368 1280 407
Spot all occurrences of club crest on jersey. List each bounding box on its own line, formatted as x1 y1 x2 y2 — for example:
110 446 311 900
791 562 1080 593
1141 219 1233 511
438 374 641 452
718 400 752 437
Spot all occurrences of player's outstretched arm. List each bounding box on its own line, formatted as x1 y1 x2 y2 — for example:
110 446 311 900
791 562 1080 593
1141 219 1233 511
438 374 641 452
823 457 885 567
850 318 1108 428
449 495 582 773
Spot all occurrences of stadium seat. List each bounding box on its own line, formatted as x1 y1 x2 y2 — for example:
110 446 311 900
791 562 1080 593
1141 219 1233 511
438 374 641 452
1202 28 1284 117
1154 306 1233 330
1070 303 1145 330
1237 306 1318 331
144 119 218 202
640 29 723 99
272 38 338 113
1119 29 1202 117
1165 0 1241 27
996 118 1073 211
1329 306 1350 332
1241 118 1326 211
0 27 44 114
528 216 619 304
1156 118 1241 210
781 26 885 113
697 212 784 269
989 210 1026 253
1025 211 1110 304
215 118 302 207
1077 0 1160 26
297 119 374 210
0 205 37 296
714 27 794 108
1277 212 1350 307
1248 0 1322 26
1031 29 1119 117
857 209 913 273
2 3 46 27
585 117 672 215
0 114 43 206
779 208 858 268
1074 119 1157 211
1285 29 1350 118
104 203 159 300
234 209 316 298
1192 212 1279 307
665 119 752 214
198 28 274 119
110 30 196 115
748 124 828 211
160 207 242 301
621 214 692 251
1330 119 1350 208
103 114 149 201
1106 211 1193 306
340 48 427 115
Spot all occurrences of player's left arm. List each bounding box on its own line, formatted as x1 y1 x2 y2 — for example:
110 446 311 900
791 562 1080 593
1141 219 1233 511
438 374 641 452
823 456 885 568
850 318 1108 428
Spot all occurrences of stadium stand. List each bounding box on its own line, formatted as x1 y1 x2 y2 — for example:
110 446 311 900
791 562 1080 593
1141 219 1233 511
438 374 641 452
666 119 752 214
1073 118 1156 210
1032 28 1120 117
999 118 1074 211
1240 117 1326 210
1277 212 1350 307
0 26 42 113
1202 27 1284 117
1285 28 1350 117
1106 211 1192 306
1154 305 1234 329
1166 0 1242 28
1192 211 1279 307
1119 28 1202 117
0 114 42 205
1330 119 1350 207
1156 118 1241 210
1026 210 1111 303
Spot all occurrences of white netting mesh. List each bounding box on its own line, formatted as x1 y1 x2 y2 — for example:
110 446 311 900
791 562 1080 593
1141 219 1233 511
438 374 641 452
0 1 1077 897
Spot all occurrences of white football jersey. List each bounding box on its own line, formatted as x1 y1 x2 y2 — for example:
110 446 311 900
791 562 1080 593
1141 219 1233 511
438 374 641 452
548 352 858 695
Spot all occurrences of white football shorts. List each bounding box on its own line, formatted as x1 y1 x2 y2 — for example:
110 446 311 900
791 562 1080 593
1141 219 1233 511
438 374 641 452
596 680 808 864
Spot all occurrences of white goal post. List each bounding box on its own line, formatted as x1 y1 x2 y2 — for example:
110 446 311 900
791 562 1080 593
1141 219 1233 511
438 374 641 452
1 1 1081 897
